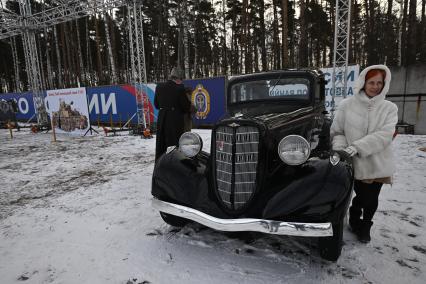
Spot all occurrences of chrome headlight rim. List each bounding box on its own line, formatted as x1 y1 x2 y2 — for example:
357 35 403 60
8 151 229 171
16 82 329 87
277 135 311 166
329 151 341 166
178 132 203 158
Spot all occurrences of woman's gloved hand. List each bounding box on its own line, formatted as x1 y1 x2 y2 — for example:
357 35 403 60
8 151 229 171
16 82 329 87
338 146 358 160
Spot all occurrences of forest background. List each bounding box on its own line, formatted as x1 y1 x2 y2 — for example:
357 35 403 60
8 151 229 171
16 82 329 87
0 0 425 94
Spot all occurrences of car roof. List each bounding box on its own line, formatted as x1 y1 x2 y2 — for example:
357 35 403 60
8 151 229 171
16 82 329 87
228 69 324 81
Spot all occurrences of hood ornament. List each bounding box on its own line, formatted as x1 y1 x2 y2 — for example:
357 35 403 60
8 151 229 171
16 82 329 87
233 112 243 118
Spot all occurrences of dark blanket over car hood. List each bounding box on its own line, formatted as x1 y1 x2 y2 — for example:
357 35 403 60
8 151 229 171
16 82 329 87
252 107 313 129
228 106 314 130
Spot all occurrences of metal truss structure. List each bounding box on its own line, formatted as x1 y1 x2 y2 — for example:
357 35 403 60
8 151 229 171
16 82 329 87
0 0 148 129
127 0 149 130
331 0 351 117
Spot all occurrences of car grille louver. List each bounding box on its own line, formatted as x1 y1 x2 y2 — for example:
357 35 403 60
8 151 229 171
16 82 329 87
215 125 259 210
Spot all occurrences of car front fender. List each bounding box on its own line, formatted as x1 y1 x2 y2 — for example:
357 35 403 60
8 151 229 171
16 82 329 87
151 149 226 217
262 159 353 221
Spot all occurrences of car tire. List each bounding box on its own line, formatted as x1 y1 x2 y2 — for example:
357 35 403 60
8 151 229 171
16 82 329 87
160 212 189 227
318 218 343 261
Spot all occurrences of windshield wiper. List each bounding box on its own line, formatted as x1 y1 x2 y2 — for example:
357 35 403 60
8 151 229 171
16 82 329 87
268 73 284 96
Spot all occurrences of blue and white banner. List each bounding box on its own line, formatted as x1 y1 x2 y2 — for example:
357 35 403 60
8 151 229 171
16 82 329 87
2 71 350 126
183 77 226 126
0 92 36 121
320 65 360 111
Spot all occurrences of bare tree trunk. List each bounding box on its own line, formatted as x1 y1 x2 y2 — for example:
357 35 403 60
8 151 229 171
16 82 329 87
273 3 280 69
298 0 308 67
281 0 289 67
259 0 267 71
69 22 79 86
328 0 335 65
221 0 228 74
397 0 404 66
94 16 104 84
104 12 117 84
383 0 394 64
44 28 53 90
54 25 63 88
85 17 93 85
162 0 170 79
60 24 70 86
230 12 238 74
348 0 355 64
194 0 200 77
183 0 190 78
401 0 409 65
246 17 253 73
177 8 183 70
421 0 426 62
75 20 84 85
241 0 248 73
109 9 118 82
254 37 259 72
65 23 75 86
406 0 417 65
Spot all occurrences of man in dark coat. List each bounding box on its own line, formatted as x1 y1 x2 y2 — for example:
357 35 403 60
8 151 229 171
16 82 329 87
154 67 191 161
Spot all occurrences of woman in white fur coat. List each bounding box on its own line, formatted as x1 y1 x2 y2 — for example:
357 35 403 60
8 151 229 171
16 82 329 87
330 65 398 243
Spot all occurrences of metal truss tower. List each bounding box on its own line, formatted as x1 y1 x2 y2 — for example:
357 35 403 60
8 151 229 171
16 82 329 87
19 0 48 125
0 0 148 128
331 0 351 116
127 0 149 130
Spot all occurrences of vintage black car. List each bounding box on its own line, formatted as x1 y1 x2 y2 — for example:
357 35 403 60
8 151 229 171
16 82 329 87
151 69 353 261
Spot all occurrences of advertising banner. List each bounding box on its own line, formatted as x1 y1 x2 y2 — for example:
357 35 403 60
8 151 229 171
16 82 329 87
4 69 358 127
86 84 156 126
0 99 16 125
320 65 360 112
183 77 226 126
45 87 91 135
0 92 36 121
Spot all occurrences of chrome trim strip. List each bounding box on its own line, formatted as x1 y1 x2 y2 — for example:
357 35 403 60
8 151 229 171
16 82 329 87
236 141 258 145
217 178 232 184
216 150 233 155
216 160 232 165
235 131 259 135
152 199 333 237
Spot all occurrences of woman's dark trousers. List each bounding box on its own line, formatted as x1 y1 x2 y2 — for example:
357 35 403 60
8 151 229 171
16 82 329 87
349 180 383 242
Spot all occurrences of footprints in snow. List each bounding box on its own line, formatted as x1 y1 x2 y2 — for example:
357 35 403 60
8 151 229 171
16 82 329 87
379 209 424 228
126 278 151 284
412 245 426 255
147 224 321 264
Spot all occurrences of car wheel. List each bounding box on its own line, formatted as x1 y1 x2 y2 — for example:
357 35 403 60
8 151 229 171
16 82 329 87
160 212 189 227
318 217 343 261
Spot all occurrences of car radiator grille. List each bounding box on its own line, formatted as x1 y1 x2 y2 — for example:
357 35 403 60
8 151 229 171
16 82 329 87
215 125 259 210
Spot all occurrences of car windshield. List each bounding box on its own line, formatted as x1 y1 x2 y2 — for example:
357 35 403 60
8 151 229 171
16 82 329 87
230 77 310 103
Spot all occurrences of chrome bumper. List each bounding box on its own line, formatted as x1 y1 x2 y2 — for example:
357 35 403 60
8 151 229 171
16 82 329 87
151 198 333 237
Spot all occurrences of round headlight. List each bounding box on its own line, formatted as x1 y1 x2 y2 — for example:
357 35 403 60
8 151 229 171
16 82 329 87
179 132 203 158
329 152 341 166
278 135 311 165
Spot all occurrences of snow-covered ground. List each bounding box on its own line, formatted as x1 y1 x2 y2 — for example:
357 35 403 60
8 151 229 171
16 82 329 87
0 129 425 284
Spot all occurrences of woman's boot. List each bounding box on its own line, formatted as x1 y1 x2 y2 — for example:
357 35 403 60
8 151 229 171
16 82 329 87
358 220 373 243
349 206 362 234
